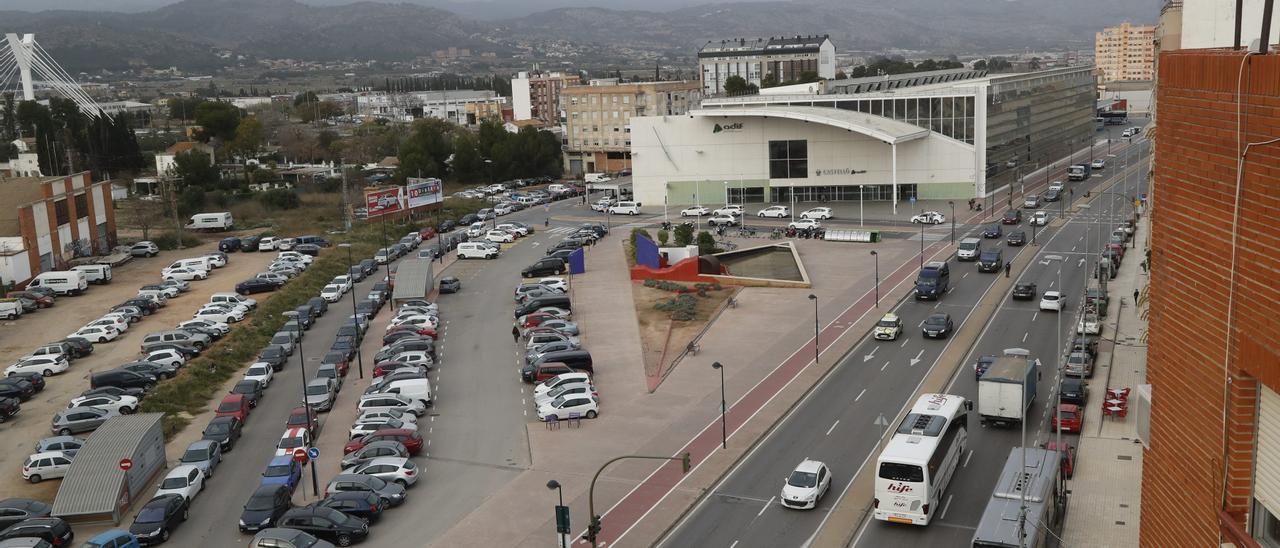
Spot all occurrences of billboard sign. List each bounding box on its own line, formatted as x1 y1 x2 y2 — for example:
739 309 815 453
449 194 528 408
365 187 403 218
406 178 443 209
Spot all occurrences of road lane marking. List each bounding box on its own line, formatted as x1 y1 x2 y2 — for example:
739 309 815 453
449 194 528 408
1032 312 1038 322
1022 332 1029 343
900 338 909 348
855 389 866 402
940 494 954 519
758 497 774 517
826 420 840 436
730 541 739 548
962 272 969 279
963 450 973 468
881 361 889 372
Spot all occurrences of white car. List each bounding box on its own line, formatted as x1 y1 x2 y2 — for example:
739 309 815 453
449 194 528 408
788 219 820 230
355 409 418 425
1030 211 1049 226
1091 159 1106 170
538 278 568 292
244 363 274 388
341 456 420 487
800 207 833 220
144 349 186 368
534 373 593 398
274 428 312 458
7 355 70 377
179 319 229 335
101 312 137 326
1048 181 1065 192
70 325 119 343
680 206 710 217
534 382 596 406
321 285 344 303
193 307 244 323
389 316 438 331
68 393 138 414
162 267 208 281
536 394 599 422
204 254 227 268
1039 291 1064 312
278 251 313 265
348 418 420 440
161 278 191 292
332 276 353 294
485 230 515 244
23 451 74 483
1122 127 1137 137
1077 317 1101 335
154 465 205 502
140 285 181 299
780 459 831 510
712 205 744 217
708 214 739 226
258 237 278 251
86 316 130 333
910 211 946 224
757 205 790 218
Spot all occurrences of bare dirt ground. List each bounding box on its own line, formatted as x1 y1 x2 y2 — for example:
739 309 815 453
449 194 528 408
0 242 276 504
630 282 734 382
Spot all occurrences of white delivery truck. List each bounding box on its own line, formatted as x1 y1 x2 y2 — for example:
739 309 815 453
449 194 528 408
186 212 234 231
977 348 1039 428
584 173 611 183
71 264 112 284
26 271 89 296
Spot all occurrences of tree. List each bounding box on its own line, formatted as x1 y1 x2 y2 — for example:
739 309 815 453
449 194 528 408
119 198 166 239
1029 57 1042 71
449 131 484 182
973 59 988 71
761 74 780 88
476 117 506 160
396 118 453 181
297 100 343 123
696 231 717 255
796 71 821 84
228 116 265 161
293 91 319 106
723 75 758 96
674 224 694 247
193 101 241 143
834 70 847 80
172 150 219 190
167 97 205 121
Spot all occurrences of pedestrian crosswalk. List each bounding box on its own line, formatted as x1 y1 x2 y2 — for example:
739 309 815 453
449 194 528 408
546 226 579 235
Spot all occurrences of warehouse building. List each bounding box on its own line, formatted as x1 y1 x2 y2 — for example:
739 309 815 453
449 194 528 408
630 66 1096 210
51 414 166 524
0 171 118 286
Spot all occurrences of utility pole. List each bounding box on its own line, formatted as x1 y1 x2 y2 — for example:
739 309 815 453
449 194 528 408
165 178 184 250
340 158 352 232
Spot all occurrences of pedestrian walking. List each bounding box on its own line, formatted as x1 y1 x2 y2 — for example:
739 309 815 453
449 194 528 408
512 325 520 342
1004 262 1011 278
1133 288 1140 304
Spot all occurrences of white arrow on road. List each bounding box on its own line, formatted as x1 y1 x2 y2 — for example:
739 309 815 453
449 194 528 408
909 349 924 366
1039 259 1052 265
531 242 541 247
863 346 879 363
1077 257 1086 267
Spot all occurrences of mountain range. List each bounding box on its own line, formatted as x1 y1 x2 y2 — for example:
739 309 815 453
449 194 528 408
0 0 1157 73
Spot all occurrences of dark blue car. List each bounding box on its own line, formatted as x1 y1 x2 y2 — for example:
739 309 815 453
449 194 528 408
260 455 302 492
219 237 242 252
981 224 1003 238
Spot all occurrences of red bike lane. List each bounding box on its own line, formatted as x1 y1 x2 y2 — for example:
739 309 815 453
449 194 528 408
590 137 1138 546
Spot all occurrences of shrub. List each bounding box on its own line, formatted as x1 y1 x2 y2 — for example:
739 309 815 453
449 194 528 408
259 188 301 210
151 232 204 250
628 228 652 262
654 293 698 321
696 231 717 255
674 224 694 247
643 279 688 292
657 229 670 245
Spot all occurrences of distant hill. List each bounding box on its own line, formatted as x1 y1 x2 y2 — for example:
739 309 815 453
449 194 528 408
0 0 1156 73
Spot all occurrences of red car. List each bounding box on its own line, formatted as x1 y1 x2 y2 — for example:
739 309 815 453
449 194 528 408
384 325 437 339
1002 209 1022 225
321 352 350 377
1052 404 1082 434
7 291 53 308
285 406 319 435
215 394 251 422
1107 242 1126 258
372 362 426 378
344 429 424 455
418 227 437 240
1043 441 1077 479
518 312 560 329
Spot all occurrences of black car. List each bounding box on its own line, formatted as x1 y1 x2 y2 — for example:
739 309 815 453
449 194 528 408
580 223 607 237
258 345 288 371
295 243 322 256
545 249 575 264
331 336 358 356
1060 377 1088 406
0 378 36 400
120 360 178 380
122 298 160 314
202 416 243 452
973 355 998 380
316 492 387 524
347 266 366 283
179 324 221 341
458 213 479 226
108 306 145 322
1006 230 1027 246
0 397 18 422
81 385 145 400
219 237 242 252
438 277 461 294
1002 209 1022 225
981 224 1003 238
977 250 1004 273
130 494 187 545
308 297 329 317
354 301 377 321
522 258 567 278
0 384 27 404
239 484 293 533
58 337 95 358
90 369 156 391
546 240 584 255
0 517 73 545
921 313 954 339
231 380 264 408
9 372 45 393
240 235 262 250
1012 282 1038 300
0 499 52 530
359 259 377 277
236 278 280 295
1043 188 1061 202
277 506 369 546
336 325 363 343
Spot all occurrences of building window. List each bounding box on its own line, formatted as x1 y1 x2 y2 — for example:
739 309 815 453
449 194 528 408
1254 499 1280 547
54 199 69 226
75 193 88 219
768 140 807 179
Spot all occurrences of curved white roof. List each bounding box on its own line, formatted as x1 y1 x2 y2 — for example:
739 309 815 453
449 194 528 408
690 106 930 145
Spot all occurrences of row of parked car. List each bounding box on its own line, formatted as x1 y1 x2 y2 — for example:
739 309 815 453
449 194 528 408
511 265 601 422
218 234 332 255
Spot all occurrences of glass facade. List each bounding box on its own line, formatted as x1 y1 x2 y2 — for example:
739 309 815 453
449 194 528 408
983 67 1096 196
768 140 808 179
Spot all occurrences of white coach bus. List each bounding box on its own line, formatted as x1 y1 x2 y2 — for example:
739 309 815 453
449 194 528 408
874 393 971 526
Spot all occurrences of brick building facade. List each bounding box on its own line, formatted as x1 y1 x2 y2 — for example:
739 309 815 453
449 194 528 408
1145 49 1280 547
0 172 117 286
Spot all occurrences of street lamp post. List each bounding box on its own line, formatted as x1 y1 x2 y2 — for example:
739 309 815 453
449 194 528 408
337 243 365 378
282 311 319 497
1043 254 1066 460
919 217 925 269
547 480 568 548
870 250 880 308
584 454 692 548
807 294 819 365
948 201 955 244
711 362 726 449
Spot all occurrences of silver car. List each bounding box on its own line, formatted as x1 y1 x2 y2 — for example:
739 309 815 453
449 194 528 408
339 440 410 470
179 439 222 478
51 406 115 435
269 333 296 356
340 457 419 487
305 378 337 412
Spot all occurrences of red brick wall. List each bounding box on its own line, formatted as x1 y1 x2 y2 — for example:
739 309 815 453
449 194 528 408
1146 49 1280 547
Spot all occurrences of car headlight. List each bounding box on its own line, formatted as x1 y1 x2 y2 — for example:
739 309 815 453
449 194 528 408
238 519 247 527
260 517 272 525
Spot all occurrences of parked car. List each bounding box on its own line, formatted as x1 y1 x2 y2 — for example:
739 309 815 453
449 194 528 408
51 406 114 435
323 474 407 507
238 484 293 534
316 492 387 525
128 241 159 257
202 416 243 452
0 517 73 546
275 507 369 546
153 465 205 502
260 455 303 492
340 457 419 487
235 279 280 296
339 440 410 470
22 451 74 483
179 439 222 479
129 494 188 545
0 500 51 530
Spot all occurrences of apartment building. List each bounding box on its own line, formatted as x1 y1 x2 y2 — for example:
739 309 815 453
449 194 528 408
561 80 700 175
356 90 506 126
512 71 581 125
1096 22 1156 82
698 35 836 96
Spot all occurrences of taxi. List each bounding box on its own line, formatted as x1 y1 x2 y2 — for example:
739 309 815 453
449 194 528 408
873 313 903 341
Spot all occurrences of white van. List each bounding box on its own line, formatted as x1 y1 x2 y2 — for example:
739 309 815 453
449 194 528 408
516 195 541 206
608 201 642 215
71 264 112 284
465 222 488 238
168 257 213 272
957 238 982 261
186 212 234 231
378 378 433 408
585 173 610 183
27 271 88 296
0 299 23 319
547 184 571 195
457 242 498 260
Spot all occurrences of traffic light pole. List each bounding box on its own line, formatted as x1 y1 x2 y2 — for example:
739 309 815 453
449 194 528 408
584 453 692 547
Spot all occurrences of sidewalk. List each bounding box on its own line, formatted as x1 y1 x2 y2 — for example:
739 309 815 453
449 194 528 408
1061 211 1149 547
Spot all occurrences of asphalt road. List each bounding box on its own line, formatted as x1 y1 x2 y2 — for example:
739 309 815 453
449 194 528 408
171 195 595 546
658 135 1150 548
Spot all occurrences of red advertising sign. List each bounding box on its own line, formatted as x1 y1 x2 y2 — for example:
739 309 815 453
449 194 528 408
119 458 133 470
364 187 404 218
